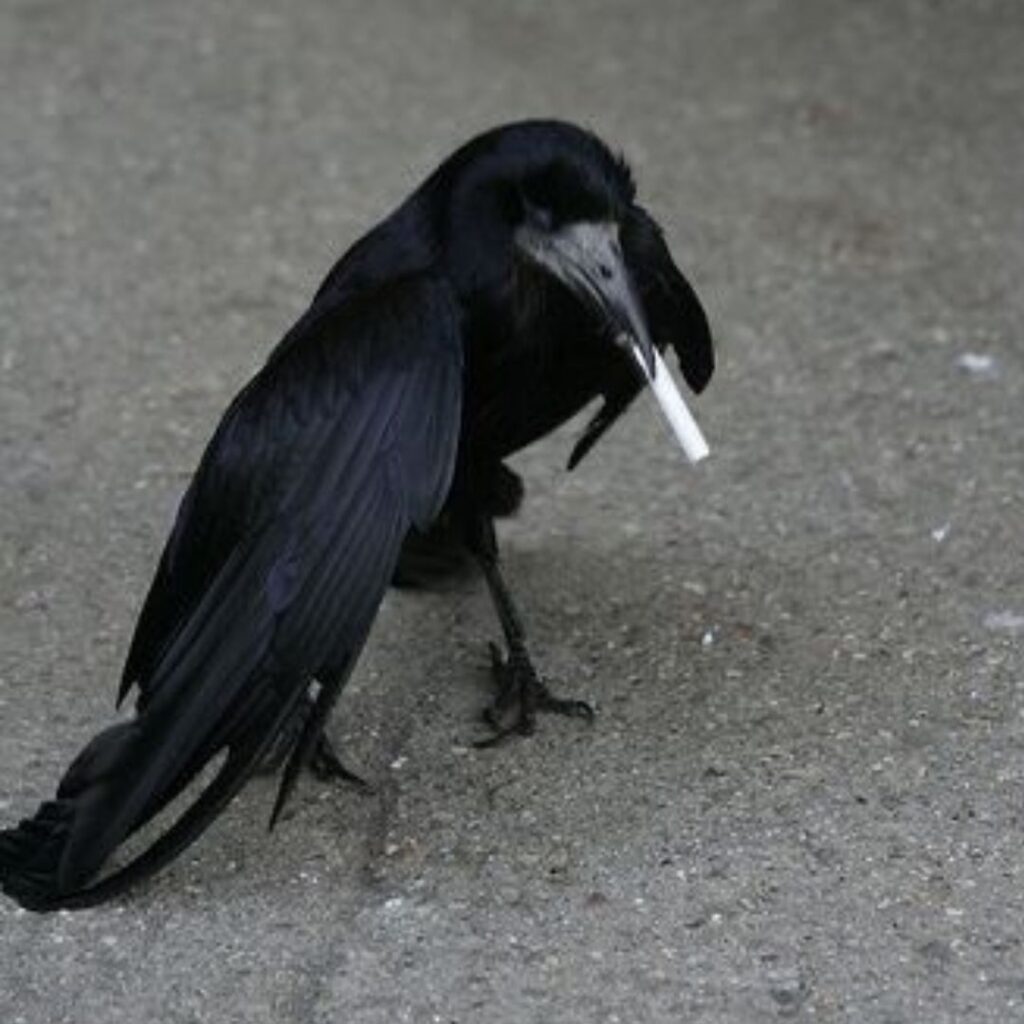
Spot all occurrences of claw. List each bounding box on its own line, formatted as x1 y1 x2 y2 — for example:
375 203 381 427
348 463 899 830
475 640 594 746
259 698 373 791
309 735 374 793
537 695 594 721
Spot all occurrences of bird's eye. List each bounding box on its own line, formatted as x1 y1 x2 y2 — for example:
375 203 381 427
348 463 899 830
523 198 554 232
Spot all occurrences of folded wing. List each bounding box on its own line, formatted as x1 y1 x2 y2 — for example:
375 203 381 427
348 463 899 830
0 274 463 910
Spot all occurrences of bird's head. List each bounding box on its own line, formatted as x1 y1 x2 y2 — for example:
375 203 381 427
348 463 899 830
435 120 713 402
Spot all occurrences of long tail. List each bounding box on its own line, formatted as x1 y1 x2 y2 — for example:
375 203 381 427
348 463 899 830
0 668 306 912
0 626 307 917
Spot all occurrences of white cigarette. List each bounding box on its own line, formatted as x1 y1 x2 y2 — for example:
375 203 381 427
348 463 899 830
629 343 710 464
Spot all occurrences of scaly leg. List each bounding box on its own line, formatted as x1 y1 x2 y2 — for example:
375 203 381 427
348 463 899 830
471 514 593 746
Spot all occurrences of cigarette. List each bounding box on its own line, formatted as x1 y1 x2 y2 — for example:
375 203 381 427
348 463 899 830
629 343 710 464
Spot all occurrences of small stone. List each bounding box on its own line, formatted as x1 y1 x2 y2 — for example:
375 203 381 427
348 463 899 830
956 352 996 375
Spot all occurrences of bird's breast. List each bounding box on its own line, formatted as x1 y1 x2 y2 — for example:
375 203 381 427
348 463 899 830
460 286 622 462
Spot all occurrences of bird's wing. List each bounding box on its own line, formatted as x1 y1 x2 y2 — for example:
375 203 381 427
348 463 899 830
567 204 714 469
0 274 462 908
122 275 460 704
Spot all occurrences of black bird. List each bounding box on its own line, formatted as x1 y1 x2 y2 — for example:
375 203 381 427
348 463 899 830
0 120 713 911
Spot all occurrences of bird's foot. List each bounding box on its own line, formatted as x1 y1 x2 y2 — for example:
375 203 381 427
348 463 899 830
259 700 371 791
475 641 594 748
310 734 373 792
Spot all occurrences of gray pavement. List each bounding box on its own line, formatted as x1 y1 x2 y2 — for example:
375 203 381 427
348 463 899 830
2 1 1023 1021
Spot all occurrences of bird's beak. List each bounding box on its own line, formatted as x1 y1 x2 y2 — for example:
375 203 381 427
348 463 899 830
517 221 657 376
516 221 709 463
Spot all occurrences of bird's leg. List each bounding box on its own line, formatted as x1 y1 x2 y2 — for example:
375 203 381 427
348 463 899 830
309 734 372 790
470 514 593 746
259 695 371 790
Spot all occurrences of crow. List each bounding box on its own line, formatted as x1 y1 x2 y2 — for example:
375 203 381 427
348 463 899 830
0 120 713 911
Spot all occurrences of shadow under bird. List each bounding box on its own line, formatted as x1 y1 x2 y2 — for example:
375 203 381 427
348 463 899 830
0 120 714 911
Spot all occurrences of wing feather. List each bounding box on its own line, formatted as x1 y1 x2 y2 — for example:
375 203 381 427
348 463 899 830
0 274 463 907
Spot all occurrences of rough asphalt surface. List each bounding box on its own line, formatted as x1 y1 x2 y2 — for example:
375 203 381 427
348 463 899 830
2 1 1022 1021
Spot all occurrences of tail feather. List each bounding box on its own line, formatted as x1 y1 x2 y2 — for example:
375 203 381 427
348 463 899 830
0 625 298 911
0 685 303 912
0 801 76 910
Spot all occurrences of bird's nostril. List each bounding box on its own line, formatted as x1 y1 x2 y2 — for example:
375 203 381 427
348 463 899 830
599 263 613 280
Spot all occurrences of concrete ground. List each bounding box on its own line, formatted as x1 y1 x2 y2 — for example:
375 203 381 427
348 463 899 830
1 1 1022 1020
